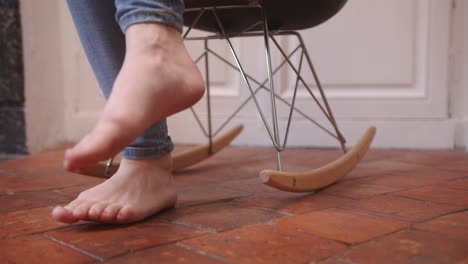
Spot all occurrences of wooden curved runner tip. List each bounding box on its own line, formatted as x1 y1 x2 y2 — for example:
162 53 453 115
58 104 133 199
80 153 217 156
81 156 120 178
259 126 376 193
172 124 244 171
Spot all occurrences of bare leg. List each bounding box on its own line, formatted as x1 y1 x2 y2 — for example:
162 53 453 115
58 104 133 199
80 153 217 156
53 1 203 224
54 24 203 223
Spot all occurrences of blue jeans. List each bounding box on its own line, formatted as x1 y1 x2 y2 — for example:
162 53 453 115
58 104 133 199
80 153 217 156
66 0 184 159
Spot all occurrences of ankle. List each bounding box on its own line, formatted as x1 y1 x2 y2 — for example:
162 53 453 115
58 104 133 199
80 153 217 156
122 154 172 171
125 23 183 51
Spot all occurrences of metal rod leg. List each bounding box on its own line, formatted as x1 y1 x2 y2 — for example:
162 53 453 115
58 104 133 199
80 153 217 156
262 7 282 171
295 34 347 153
210 8 280 150
204 39 214 153
282 51 304 149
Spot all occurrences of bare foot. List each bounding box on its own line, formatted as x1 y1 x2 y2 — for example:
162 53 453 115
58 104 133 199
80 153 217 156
52 155 177 224
65 23 204 172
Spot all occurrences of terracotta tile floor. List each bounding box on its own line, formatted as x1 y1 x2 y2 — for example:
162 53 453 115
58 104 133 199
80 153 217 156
1 146 468 263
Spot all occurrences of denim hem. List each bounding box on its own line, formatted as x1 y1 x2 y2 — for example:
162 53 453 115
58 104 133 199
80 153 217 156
118 11 183 33
121 141 174 159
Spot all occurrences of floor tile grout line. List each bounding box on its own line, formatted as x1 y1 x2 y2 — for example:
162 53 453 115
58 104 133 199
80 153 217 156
157 218 218 234
2 222 91 241
334 206 430 223
177 242 235 264
321 229 413 263
314 255 359 264
320 191 394 201
409 208 468 226
322 181 467 202
328 180 411 193
444 176 468 181
347 163 466 174
440 186 468 192
384 188 468 199
433 166 468 173
0 188 74 196
319 209 467 250
100 238 210 262
222 206 408 248
0 182 103 195
52 183 102 193
310 207 412 224
229 203 410 226
175 195 253 209
312 252 359 264
345 226 412 248
335 200 466 224
0 202 73 215
0 168 54 178
158 217 290 234
214 181 282 194
163 202 326 236
292 207 412 247
42 233 105 262
406 226 467 240
410 224 468 242
159 209 291 235
388 192 468 207
0 168 17 175
227 199 296 216
352 178 468 192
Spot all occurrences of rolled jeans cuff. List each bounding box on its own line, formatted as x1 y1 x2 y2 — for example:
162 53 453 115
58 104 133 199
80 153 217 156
115 0 185 33
121 138 174 159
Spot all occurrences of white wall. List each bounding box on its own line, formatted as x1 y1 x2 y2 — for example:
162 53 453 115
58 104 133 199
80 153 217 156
451 0 468 150
20 0 468 153
21 0 66 153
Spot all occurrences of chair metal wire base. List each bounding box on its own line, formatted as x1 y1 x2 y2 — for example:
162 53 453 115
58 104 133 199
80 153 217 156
183 4 347 172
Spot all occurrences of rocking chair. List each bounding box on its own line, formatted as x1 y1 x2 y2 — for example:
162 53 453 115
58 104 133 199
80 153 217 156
91 0 376 193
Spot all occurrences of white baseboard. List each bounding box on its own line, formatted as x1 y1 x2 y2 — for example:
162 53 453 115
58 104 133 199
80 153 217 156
464 122 468 150
168 111 456 149
66 110 456 150
454 119 468 150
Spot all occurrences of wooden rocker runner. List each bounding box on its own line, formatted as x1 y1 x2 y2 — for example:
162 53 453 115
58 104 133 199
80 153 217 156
84 0 376 193
82 124 244 177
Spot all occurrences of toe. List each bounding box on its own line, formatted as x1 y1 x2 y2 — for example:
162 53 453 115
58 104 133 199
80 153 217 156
64 198 84 212
72 201 95 220
88 202 108 221
56 197 85 223
64 133 111 172
51 206 78 224
116 207 136 223
65 115 139 172
100 204 122 223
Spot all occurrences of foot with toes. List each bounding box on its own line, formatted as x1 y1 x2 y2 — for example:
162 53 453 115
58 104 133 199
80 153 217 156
53 23 204 224
53 155 177 224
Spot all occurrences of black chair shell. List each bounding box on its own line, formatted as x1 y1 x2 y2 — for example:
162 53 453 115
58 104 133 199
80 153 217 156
183 0 347 33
